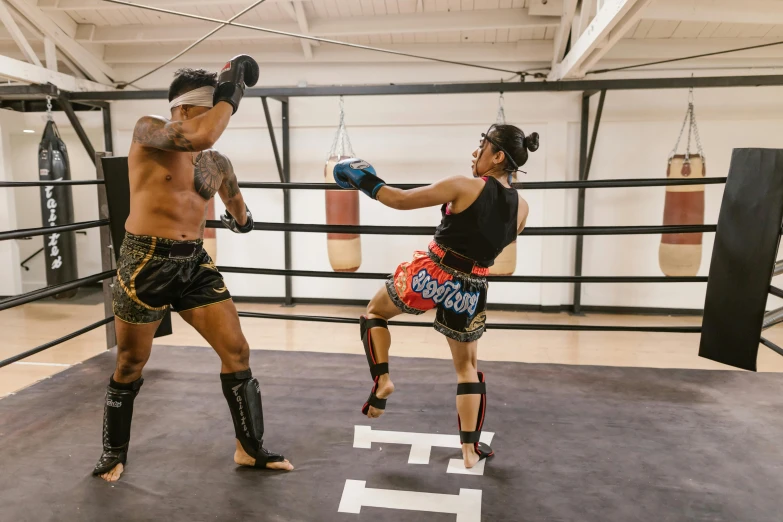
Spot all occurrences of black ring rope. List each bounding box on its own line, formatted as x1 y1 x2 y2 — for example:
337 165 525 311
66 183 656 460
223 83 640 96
0 219 109 242
235 177 727 191
770 285 783 300
760 337 783 358
0 180 104 188
0 316 114 369
237 311 701 333
218 265 708 283
207 220 716 236
0 177 727 190
0 270 115 313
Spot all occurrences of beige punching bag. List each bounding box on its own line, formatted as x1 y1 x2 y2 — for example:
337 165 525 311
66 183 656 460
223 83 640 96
490 93 518 276
324 97 361 272
659 155 704 276
659 89 705 277
204 198 218 262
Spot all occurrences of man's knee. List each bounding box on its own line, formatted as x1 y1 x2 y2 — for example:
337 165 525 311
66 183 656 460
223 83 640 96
222 340 250 371
115 351 147 381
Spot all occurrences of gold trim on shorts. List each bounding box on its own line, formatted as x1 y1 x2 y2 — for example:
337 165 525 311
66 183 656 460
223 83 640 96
117 236 168 312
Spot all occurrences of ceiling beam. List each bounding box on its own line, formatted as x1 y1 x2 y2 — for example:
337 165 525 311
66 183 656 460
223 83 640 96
550 0 653 80
92 37 783 66
0 0 41 66
280 1 313 59
644 0 783 25
0 53 114 91
44 37 56 70
552 0 578 65
7 0 113 83
75 9 558 44
103 41 551 64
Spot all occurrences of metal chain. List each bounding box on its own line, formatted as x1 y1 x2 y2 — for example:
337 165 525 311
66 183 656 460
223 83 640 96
45 95 53 121
328 96 355 159
669 87 705 161
691 100 705 160
496 92 506 124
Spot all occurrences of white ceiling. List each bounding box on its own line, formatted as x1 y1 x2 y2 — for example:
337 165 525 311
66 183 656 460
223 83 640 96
1 0 783 89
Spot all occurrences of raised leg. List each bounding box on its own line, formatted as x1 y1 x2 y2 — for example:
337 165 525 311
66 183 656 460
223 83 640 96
93 317 159 482
178 299 293 471
361 286 402 418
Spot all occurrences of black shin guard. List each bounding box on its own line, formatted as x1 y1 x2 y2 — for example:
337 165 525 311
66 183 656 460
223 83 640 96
221 370 285 468
93 376 143 476
457 371 494 460
360 315 389 415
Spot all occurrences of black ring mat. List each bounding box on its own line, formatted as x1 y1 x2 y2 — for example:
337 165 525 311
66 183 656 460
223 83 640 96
1 346 782 521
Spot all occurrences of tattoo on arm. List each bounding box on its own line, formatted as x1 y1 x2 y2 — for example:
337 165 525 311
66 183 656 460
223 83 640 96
132 116 196 152
193 150 233 200
218 155 241 199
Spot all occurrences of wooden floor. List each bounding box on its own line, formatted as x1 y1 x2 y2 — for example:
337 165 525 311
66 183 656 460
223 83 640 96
2 299 783 397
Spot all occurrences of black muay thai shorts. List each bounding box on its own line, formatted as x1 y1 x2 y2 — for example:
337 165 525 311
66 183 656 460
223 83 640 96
112 232 231 324
386 241 489 342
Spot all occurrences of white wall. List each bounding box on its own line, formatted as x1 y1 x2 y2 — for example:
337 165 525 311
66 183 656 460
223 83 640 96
5 67 783 311
3 109 104 293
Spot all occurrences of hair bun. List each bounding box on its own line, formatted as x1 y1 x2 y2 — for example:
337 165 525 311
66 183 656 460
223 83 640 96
525 132 540 153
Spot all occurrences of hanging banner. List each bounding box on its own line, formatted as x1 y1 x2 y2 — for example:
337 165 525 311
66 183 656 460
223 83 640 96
38 119 78 298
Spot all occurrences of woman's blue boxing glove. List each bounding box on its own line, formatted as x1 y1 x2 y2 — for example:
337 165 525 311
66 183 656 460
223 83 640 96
333 158 386 199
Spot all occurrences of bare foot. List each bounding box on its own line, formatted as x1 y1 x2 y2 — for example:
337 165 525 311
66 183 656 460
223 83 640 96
462 444 481 469
366 374 394 419
100 463 124 482
234 440 294 471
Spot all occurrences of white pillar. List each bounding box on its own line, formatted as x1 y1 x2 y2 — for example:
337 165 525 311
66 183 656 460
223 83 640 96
0 110 23 296
540 121 575 308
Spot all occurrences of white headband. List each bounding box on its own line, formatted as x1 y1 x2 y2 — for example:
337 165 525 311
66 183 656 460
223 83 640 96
169 86 215 110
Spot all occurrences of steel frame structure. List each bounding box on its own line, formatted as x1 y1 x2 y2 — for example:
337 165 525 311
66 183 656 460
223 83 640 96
3 73 783 313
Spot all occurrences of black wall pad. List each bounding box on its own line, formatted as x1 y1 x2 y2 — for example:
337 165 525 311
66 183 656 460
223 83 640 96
699 148 783 371
100 156 172 338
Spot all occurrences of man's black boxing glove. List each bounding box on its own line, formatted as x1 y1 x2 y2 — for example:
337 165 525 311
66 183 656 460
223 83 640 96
213 55 260 114
221 206 254 234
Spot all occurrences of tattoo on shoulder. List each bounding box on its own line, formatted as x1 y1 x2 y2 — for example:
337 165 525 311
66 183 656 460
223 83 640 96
194 150 237 201
133 116 196 152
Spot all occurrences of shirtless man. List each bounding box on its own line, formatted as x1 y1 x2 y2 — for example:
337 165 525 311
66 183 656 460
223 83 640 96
93 56 293 482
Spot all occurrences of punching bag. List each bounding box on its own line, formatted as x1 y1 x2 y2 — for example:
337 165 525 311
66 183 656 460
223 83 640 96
38 119 78 298
203 198 217 262
490 241 517 275
324 97 361 272
489 93 518 276
659 89 705 277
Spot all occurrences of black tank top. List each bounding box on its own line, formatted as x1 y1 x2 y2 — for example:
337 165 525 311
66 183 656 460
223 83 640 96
433 176 520 267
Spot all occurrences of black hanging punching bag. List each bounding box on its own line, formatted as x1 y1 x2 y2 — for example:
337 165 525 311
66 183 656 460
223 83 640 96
38 120 78 299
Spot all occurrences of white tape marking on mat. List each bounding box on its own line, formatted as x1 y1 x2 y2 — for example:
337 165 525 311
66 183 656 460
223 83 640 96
14 362 70 367
338 480 482 521
353 425 494 474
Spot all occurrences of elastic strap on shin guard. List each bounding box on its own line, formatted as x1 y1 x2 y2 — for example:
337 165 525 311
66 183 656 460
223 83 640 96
221 370 284 468
92 375 143 476
361 315 389 378
360 316 389 414
456 371 493 459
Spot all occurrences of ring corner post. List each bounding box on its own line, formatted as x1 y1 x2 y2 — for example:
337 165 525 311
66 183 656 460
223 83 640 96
699 148 783 371
95 152 116 350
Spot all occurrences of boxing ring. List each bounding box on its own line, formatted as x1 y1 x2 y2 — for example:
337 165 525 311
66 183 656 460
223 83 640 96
2 77 783 520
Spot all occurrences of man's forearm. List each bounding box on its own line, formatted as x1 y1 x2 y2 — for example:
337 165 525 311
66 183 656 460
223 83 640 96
225 196 248 225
